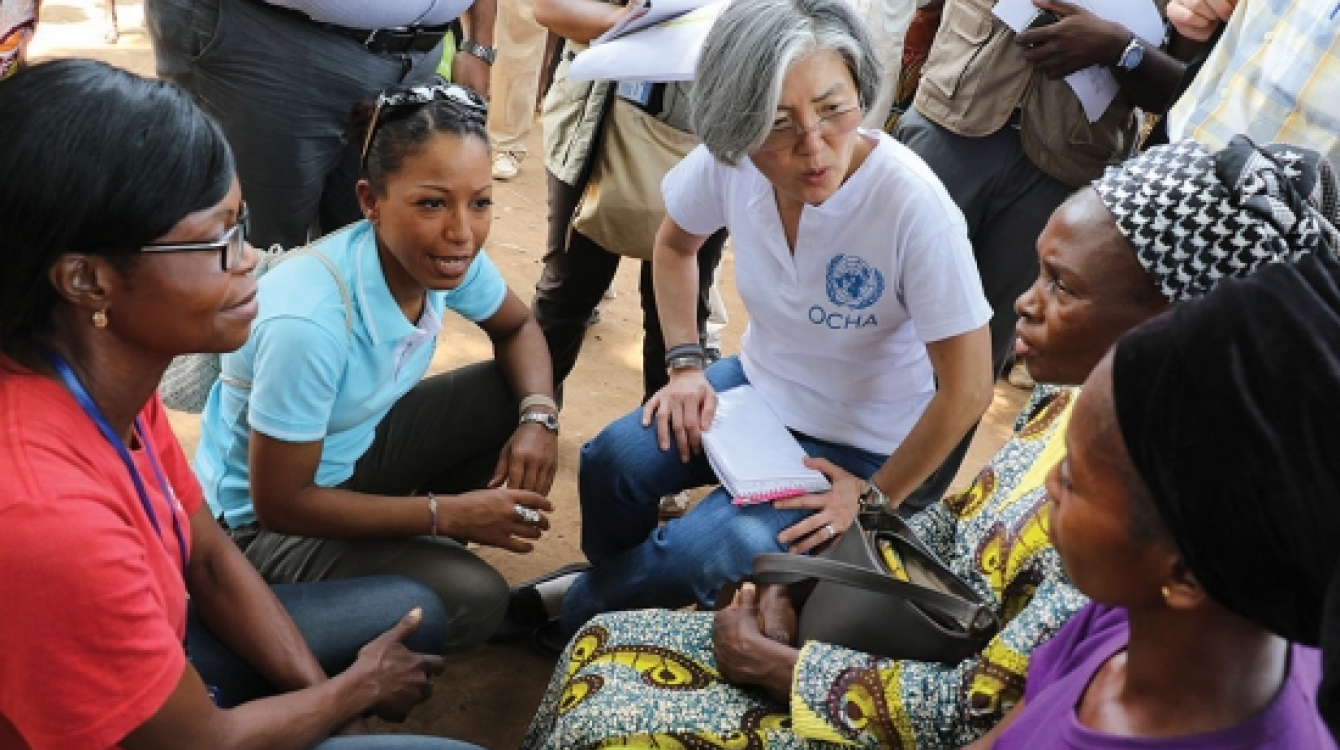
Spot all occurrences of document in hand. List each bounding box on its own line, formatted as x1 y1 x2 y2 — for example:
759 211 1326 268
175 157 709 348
992 0 1162 121
567 0 727 82
703 385 833 506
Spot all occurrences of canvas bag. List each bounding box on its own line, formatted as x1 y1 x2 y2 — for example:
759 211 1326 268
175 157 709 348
157 245 352 413
571 97 698 260
752 509 999 664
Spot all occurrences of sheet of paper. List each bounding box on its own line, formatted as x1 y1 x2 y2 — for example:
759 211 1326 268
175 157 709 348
1066 66 1120 122
595 0 718 43
992 0 1163 121
569 0 726 82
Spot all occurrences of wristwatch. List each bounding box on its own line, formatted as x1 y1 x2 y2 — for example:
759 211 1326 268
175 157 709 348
519 411 560 434
458 38 497 65
858 480 891 511
1115 36 1145 71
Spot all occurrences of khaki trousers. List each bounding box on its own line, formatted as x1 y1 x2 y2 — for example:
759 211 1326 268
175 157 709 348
488 0 548 154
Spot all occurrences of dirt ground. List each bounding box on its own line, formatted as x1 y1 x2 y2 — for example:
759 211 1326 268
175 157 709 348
31 6 1029 747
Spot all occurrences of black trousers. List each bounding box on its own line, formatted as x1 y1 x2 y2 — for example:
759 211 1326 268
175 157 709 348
535 170 727 402
230 362 517 653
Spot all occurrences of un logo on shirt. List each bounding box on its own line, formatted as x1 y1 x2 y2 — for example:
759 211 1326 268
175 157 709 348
810 254 883 330
825 254 885 310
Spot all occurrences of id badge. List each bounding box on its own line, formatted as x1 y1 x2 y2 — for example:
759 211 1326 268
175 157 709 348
615 80 654 106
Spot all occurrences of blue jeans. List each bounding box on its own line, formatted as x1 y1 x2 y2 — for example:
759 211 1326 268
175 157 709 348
189 575 480 750
561 357 888 636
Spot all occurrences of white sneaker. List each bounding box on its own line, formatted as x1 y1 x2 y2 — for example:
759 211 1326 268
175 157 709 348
492 151 520 180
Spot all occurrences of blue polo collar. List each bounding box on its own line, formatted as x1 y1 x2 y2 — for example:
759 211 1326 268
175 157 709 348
349 221 441 345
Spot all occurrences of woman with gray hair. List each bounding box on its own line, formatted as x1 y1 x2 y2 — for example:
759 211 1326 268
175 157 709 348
525 0 994 655
519 133 1340 748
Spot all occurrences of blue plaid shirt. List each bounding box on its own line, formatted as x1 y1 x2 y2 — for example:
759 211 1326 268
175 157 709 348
1167 0 1340 167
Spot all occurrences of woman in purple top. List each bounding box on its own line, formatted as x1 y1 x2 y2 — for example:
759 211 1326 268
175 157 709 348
970 252 1340 749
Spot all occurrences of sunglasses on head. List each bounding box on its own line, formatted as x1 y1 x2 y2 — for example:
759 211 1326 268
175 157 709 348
359 83 488 167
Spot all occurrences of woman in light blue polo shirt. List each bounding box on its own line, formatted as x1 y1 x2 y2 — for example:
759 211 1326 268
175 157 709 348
195 83 560 653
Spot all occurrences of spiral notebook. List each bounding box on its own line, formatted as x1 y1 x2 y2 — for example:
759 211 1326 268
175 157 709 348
703 385 832 506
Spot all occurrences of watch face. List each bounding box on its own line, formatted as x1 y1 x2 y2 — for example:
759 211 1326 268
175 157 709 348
1122 42 1144 70
524 412 559 432
861 484 888 507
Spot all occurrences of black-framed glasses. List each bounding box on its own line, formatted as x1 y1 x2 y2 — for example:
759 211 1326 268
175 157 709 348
135 206 249 272
360 83 488 166
757 105 862 153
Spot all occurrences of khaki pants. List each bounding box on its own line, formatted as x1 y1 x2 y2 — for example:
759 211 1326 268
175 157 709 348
488 0 549 154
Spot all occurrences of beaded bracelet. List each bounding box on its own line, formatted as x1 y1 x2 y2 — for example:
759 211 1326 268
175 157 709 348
664 342 706 366
667 354 706 372
519 393 559 416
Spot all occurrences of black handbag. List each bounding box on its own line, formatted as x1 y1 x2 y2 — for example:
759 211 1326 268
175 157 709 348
752 509 999 664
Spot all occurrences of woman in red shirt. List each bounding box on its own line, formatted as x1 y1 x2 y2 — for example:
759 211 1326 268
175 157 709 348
0 59 479 750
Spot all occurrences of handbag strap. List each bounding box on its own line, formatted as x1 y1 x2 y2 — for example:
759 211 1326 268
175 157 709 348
751 552 998 633
218 246 353 391
859 508 944 563
299 248 355 337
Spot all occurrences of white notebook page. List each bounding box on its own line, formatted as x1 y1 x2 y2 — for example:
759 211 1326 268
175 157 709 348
702 385 832 505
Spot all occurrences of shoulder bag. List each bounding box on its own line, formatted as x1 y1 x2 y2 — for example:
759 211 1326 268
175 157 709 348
571 96 699 260
752 509 1000 664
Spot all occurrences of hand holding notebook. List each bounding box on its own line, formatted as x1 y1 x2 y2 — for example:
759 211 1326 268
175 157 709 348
702 385 832 505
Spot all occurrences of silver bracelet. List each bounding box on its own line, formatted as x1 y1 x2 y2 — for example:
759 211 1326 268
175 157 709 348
427 492 438 538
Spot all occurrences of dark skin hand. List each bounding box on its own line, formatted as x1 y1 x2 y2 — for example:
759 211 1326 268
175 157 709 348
1016 0 1187 113
353 611 447 722
756 583 803 644
712 584 801 704
489 422 559 496
478 292 560 498
250 432 553 552
1016 0 1131 78
123 606 444 749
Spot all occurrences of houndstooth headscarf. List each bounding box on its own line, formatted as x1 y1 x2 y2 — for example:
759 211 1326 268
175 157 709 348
1093 136 1340 303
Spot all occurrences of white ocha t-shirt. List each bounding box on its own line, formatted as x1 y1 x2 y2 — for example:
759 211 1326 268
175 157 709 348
662 130 991 455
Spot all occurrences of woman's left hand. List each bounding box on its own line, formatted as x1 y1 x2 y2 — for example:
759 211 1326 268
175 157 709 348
713 584 799 702
490 421 559 496
773 457 865 554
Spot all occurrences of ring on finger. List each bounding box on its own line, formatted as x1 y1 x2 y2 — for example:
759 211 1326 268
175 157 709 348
515 504 542 525
824 523 836 540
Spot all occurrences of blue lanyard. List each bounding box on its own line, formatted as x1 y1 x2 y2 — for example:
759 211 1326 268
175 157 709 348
34 346 220 704
36 347 190 580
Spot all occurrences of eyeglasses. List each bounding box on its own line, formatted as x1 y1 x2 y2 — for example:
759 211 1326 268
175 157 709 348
135 206 250 272
756 105 862 153
360 83 488 167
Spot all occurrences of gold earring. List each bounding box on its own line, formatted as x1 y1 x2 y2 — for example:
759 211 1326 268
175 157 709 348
1161 585 1172 601
92 308 108 329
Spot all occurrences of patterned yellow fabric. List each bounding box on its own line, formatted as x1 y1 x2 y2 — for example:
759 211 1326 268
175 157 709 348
521 387 1087 750
788 386 1086 748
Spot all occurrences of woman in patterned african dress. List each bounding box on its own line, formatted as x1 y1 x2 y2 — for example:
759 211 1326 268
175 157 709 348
523 136 1340 749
